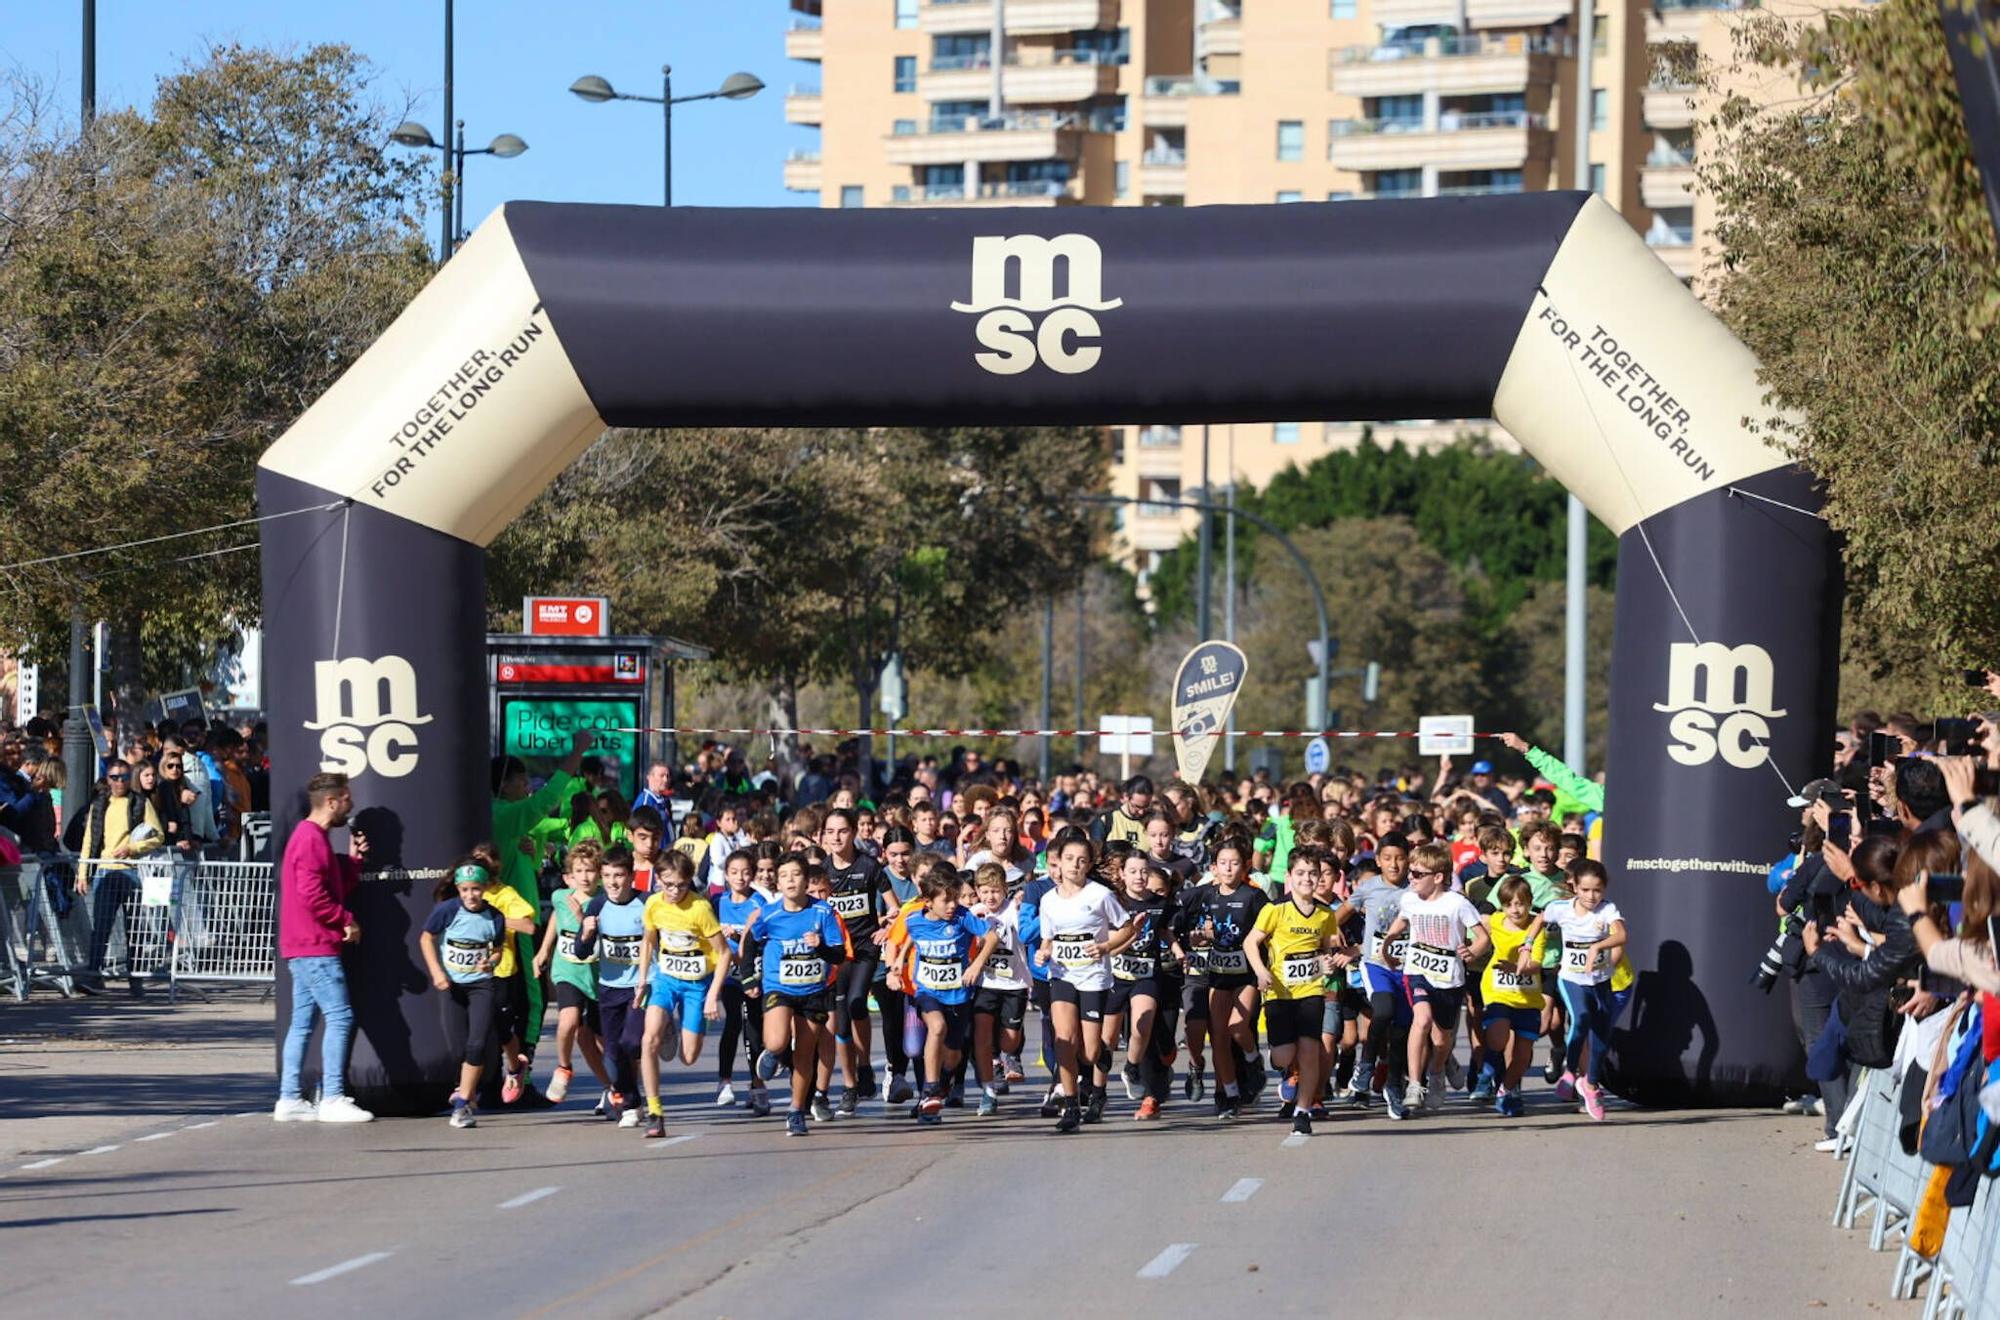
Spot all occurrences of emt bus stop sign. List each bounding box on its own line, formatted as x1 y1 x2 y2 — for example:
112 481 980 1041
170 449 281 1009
523 595 609 636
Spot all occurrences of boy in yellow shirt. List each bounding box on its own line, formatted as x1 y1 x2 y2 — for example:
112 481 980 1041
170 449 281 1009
1245 851 1344 1139
636 851 727 1138
1476 875 1548 1118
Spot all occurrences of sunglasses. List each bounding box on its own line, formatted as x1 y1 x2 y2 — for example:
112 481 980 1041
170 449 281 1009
1409 868 1442 878
107 773 129 781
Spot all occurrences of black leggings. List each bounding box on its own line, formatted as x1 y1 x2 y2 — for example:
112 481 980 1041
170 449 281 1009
717 979 765 1081
1139 978 1185 1103
439 979 499 1067
876 981 910 1074
1366 989 1410 1088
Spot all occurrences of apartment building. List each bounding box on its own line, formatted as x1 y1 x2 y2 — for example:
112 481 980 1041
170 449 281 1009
783 0 1740 581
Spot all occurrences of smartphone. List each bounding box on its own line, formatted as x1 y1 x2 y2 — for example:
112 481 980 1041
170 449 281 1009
1826 813 1852 852
1925 872 1966 902
1866 731 1900 766
1935 717 1979 756
1965 669 1989 687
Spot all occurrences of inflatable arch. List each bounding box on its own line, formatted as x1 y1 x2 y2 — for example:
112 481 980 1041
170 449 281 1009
260 192 1839 1108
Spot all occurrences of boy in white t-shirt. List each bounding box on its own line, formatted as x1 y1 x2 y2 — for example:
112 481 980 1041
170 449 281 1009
1378 842 1489 1115
1542 858 1626 1122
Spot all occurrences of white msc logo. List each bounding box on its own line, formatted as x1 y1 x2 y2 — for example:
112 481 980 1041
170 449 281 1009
951 233 1121 376
302 656 433 779
1653 642 1787 770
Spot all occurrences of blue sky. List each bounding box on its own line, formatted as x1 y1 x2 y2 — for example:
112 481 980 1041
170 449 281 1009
3 1 814 220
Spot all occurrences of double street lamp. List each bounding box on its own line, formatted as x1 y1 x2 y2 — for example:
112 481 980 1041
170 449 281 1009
569 66 764 206
391 120 528 261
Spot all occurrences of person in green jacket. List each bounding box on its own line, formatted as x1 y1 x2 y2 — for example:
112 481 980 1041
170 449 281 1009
1498 732 1603 822
492 730 593 1057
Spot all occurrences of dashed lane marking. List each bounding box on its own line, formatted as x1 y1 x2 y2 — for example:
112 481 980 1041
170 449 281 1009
499 1186 562 1210
290 1251 395 1286
1137 1243 1198 1279
1220 1178 1262 1203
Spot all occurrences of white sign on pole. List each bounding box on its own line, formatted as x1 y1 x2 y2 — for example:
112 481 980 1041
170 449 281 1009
1097 715 1156 758
13 660 37 724
1303 736 1331 776
1418 715 1476 757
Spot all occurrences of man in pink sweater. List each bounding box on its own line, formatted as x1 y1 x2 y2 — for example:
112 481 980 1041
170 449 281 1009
275 772 374 1123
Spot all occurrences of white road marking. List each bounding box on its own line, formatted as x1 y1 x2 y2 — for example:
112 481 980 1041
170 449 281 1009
80 1145 120 1155
134 1131 177 1142
1137 1243 1198 1279
499 1186 561 1210
184 1120 219 1131
652 1132 702 1150
20 1158 65 1170
290 1251 394 1286
1281 1132 1311 1148
1220 1178 1263 1203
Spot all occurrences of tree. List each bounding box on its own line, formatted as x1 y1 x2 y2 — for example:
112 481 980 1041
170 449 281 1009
0 47 432 698
1703 0 2000 707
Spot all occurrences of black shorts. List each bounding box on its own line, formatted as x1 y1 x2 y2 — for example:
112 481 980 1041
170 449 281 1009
1030 977 1051 1015
1106 977 1164 1018
834 956 879 1034
1407 976 1467 1032
1048 979 1107 1021
914 995 971 1051
972 985 1029 1032
1182 977 1211 1022
554 981 601 1033
1263 995 1322 1046
1338 981 1370 1018
771 989 834 1023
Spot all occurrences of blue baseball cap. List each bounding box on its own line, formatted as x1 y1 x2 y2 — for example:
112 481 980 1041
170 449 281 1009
1469 759 1494 775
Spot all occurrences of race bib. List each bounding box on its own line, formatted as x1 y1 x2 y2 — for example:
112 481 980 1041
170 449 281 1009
1111 951 1155 981
1182 947 1208 975
1052 933 1096 968
1368 933 1405 966
1404 942 1457 983
656 949 708 980
444 938 491 974
778 952 826 988
1491 963 1538 991
828 891 870 919
1205 948 1248 974
556 929 590 962
1281 952 1324 985
599 933 642 965
916 957 962 992
1563 941 1604 978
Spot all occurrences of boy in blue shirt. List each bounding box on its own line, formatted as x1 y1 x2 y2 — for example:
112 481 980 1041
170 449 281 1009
576 846 648 1126
741 852 848 1137
420 860 531 1129
891 868 998 1124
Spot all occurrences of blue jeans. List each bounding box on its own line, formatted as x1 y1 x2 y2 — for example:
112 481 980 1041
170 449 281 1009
85 868 138 975
281 956 355 1100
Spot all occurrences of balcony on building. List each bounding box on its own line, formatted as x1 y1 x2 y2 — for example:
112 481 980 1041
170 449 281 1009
921 0 1121 35
1139 73 1238 127
889 175 1083 206
1647 0 1750 43
1645 210 1695 279
1329 104 1552 173
920 47 1123 104
785 83 823 126
1642 76 1697 129
1139 129 1187 194
1199 0 1243 58
885 109 1084 165
1136 424 1184 449
1464 0 1576 27
1434 167 1524 196
1331 31 1565 99
783 149 822 193
1640 136 1695 208
785 12 824 62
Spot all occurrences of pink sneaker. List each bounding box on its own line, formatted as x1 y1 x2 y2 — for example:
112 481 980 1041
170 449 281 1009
1578 1078 1606 1121
546 1065 572 1104
501 1070 524 1105
1554 1071 1578 1103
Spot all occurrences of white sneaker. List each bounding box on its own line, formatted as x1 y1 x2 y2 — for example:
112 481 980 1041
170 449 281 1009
618 1108 641 1128
273 1097 318 1123
1813 1136 1842 1153
715 1082 737 1107
1810 1097 1826 1117
1404 1081 1426 1115
1780 1096 1807 1115
315 1095 375 1123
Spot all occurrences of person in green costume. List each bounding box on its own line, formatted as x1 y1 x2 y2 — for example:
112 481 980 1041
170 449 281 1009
491 730 594 1065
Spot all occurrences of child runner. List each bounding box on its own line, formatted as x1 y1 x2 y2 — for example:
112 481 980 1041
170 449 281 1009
1185 835 1270 1118
1378 841 1488 1116
820 808 893 1115
741 852 849 1137
628 805 665 894
897 867 998 1123
969 862 1035 1116
1315 848 1366 1105
1332 832 1414 1117
1035 828 1135 1131
714 849 768 1112
1476 875 1548 1116
1544 858 1626 1121
1516 819 1572 1077
636 850 728 1138
1106 852 1172 1107
419 859 530 1129
466 841 540 1107
873 826 922 1105
576 846 647 1126
531 839 611 1106
1245 850 1343 1137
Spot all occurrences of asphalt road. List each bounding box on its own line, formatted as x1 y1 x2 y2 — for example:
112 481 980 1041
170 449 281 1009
0 1003 1898 1319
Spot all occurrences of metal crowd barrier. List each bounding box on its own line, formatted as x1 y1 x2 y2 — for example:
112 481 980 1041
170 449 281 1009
0 854 275 1003
1832 1059 1999 1318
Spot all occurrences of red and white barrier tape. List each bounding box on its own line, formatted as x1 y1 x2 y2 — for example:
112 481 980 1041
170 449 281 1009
613 726 1499 740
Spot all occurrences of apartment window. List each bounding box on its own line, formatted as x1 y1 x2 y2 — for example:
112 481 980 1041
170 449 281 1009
932 34 991 68
1276 189 1304 203
1327 189 1355 201
1138 477 1183 515
891 185 911 202
1589 162 1606 193
931 99 986 131
894 55 918 92
893 118 918 136
1330 0 1357 15
1089 96 1128 132
1372 167 1423 198
1116 160 1130 198
1277 120 1304 161
1591 87 1608 131
840 185 864 208
1075 28 1131 63
1274 422 1302 444
895 0 919 28
1369 94 1424 128
919 164 964 199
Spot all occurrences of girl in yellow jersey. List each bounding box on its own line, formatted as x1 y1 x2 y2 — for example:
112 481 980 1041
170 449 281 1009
1246 851 1344 1138
1476 876 1548 1119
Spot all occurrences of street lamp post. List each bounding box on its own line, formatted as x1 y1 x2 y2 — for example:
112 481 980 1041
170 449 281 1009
569 67 764 206
390 120 528 258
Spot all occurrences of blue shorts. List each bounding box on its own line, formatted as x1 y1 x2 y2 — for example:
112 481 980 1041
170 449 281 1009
1360 962 1405 998
1480 1005 1542 1040
648 973 713 1034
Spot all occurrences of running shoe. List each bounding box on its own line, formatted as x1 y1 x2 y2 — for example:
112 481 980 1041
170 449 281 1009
1443 1056 1466 1091
750 1086 773 1117
1332 1086 1369 1111
836 1088 860 1119
1134 1096 1162 1121
593 1088 611 1117
449 1104 478 1129
887 1074 915 1105
644 1111 666 1138
501 1070 524 1105
547 1066 573 1104
786 1110 809 1137
756 1050 783 1083
1278 1074 1299 1105
1423 1077 1444 1114
1578 1078 1606 1122
1810 1097 1826 1117
1307 1105 1331 1121
1496 1088 1524 1118
273 1098 317 1123
1214 1093 1239 1121
315 1096 374 1124
1056 1100 1082 1133
977 1091 999 1117
1277 1099 1297 1121
810 1092 834 1123
618 1107 640 1128
1384 1086 1408 1121
1039 1086 1064 1119
919 1092 944 1120
715 1082 736 1107
947 1082 966 1109
1291 1112 1314 1138
1554 1071 1578 1103
858 1064 880 1101
1780 1095 1809 1115
1084 1088 1107 1124
1405 1081 1427 1116
1184 1066 1206 1103
1469 1074 1498 1107
1813 1136 1842 1153
1122 1061 1143 1101
993 1075 1010 1096
1243 1055 1268 1104
1003 1054 1026 1083
1543 1061 1564 1086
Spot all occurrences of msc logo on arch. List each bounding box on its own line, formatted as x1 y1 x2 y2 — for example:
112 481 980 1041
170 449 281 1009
953 234 1122 376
